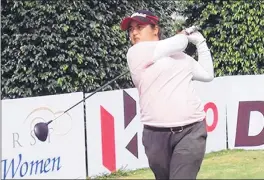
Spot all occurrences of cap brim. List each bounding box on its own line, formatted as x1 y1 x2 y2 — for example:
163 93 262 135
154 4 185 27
120 17 148 31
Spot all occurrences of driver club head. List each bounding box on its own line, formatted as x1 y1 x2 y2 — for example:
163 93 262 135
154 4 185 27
34 122 49 142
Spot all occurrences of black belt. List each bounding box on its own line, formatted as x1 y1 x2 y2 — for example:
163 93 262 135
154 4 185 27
144 122 197 133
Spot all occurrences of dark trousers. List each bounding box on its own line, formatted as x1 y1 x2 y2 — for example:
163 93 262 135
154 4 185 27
142 120 207 179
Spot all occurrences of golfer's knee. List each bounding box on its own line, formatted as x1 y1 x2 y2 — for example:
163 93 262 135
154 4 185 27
147 156 169 178
148 157 166 170
169 163 200 179
149 164 169 179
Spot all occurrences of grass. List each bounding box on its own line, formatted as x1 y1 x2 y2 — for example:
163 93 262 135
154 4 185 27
89 149 264 179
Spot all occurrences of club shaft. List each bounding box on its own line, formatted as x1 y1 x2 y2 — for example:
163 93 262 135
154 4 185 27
62 70 129 114
47 120 53 124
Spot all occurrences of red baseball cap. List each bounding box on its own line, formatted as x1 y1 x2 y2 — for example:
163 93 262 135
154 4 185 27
120 10 159 31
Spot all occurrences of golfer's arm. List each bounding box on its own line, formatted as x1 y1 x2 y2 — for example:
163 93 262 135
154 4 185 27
191 42 214 82
126 48 149 87
153 34 188 62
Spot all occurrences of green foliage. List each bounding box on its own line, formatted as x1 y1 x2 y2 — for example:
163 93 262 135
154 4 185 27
181 0 264 76
1 0 181 99
4 0 261 99
1 0 128 99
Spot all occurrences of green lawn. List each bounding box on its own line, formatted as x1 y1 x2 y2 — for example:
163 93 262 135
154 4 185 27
91 149 264 179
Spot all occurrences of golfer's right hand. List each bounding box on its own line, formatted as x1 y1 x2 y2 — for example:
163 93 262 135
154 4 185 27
186 31 206 46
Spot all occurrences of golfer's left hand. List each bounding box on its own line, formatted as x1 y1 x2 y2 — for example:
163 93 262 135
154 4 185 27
186 31 206 46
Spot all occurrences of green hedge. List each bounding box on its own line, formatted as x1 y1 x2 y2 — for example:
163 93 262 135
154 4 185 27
2 0 263 99
181 0 264 76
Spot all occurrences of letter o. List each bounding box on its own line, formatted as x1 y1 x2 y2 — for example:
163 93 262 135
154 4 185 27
204 102 218 132
20 162 28 177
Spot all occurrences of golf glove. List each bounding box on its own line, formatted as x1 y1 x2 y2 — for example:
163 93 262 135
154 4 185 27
186 31 206 47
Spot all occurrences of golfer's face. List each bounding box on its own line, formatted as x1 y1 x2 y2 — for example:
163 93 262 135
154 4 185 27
128 21 157 45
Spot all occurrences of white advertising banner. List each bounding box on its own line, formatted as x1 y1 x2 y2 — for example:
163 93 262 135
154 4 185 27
226 75 264 150
193 77 227 153
3 74 263 179
85 89 149 177
2 92 87 179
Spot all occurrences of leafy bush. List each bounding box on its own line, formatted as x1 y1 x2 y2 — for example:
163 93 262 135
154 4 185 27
180 0 264 76
1 0 130 99
3 0 261 99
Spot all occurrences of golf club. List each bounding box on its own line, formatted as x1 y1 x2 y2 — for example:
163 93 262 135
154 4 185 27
34 70 129 142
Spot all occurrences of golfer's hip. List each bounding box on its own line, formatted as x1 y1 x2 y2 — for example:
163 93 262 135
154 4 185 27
140 113 205 128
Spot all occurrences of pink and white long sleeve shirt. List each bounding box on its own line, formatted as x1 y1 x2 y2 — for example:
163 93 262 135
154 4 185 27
126 34 214 127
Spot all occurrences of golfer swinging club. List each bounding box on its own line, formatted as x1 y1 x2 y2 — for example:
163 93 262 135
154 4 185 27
120 10 214 179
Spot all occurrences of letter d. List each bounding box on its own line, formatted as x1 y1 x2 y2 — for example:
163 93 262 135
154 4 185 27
235 101 264 147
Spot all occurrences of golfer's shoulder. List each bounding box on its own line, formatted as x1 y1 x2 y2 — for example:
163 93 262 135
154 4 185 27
170 52 194 65
127 41 157 59
127 41 157 54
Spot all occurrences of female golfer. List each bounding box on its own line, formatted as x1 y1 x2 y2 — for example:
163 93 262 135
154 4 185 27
120 10 214 179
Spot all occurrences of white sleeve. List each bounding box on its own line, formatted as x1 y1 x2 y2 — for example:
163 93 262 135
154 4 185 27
191 41 214 82
153 34 188 62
